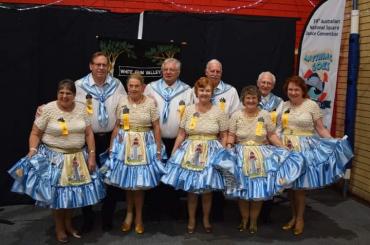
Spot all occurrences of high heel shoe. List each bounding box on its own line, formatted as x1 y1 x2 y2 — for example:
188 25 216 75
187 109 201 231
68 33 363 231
282 221 295 230
56 233 69 244
68 231 81 239
249 223 258 234
293 220 304 236
56 236 69 244
237 220 248 232
203 225 212 233
121 222 132 232
187 226 195 234
135 223 144 234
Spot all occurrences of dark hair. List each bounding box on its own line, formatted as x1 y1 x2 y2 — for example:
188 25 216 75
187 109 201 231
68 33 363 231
194 77 215 97
240 85 261 105
283 75 309 98
126 72 144 84
90 51 108 64
57 79 76 95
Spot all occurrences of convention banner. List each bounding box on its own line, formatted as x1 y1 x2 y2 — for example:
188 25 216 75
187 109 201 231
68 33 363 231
298 0 346 130
99 37 182 84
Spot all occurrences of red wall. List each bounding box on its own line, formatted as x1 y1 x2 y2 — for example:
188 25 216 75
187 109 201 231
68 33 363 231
2 0 318 52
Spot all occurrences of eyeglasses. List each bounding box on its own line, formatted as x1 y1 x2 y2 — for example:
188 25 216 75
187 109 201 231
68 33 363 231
93 63 108 68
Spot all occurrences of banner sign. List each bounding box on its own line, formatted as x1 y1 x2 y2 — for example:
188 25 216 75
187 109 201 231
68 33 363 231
298 0 346 129
99 37 182 84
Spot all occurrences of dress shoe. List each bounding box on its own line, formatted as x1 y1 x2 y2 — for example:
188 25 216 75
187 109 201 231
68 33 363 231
102 223 113 232
293 221 304 236
282 221 295 230
249 223 258 234
187 226 195 234
56 236 69 244
203 226 212 233
237 221 248 232
56 233 69 244
121 222 132 232
135 223 144 234
67 230 82 239
81 222 93 233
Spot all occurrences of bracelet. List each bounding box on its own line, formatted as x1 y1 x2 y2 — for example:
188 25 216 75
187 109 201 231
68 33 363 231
29 147 37 152
156 151 161 154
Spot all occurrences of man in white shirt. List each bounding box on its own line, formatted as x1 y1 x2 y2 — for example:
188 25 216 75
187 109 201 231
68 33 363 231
193 59 240 221
256 71 283 224
144 58 193 220
194 59 240 115
257 71 283 113
75 52 126 232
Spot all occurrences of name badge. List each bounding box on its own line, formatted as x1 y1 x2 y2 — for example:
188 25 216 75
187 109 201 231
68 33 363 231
189 112 200 130
58 117 68 136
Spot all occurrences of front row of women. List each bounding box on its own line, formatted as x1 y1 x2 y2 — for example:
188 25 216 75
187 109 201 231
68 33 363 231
8 74 353 243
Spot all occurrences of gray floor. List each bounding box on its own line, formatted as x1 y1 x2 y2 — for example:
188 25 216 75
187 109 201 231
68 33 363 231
1 188 370 245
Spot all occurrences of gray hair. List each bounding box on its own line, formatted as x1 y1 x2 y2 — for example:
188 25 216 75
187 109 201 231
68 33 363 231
161 58 181 71
206 59 222 71
257 71 276 85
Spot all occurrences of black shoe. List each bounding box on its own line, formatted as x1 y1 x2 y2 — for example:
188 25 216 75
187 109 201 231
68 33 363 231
81 222 93 233
261 214 272 224
102 223 113 232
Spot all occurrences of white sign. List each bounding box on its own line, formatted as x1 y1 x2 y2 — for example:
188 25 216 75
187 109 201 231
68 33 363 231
298 0 346 129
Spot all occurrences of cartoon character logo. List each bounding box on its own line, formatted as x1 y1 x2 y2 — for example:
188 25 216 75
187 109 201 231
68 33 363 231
303 69 331 109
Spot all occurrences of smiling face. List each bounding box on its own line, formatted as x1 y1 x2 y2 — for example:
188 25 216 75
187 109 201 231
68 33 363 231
257 74 274 97
127 77 143 100
162 61 180 85
243 94 259 112
89 55 109 83
57 87 75 110
287 82 304 105
205 61 222 86
197 84 213 103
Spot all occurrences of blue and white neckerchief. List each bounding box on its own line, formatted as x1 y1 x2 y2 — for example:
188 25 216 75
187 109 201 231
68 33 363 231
80 73 119 128
259 93 283 112
150 79 190 123
211 80 232 105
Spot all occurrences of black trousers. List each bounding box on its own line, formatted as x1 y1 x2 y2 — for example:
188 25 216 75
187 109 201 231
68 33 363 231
82 132 124 227
146 137 186 221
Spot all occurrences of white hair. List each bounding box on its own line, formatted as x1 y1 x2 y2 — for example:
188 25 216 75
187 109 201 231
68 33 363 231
161 58 181 71
206 59 222 70
257 71 276 85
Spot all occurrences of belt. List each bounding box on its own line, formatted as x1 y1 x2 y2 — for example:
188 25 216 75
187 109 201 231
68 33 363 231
188 134 218 141
239 140 265 146
46 145 82 154
124 126 152 132
283 129 314 136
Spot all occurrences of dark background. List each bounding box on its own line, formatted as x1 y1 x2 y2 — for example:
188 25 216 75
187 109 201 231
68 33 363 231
0 6 296 205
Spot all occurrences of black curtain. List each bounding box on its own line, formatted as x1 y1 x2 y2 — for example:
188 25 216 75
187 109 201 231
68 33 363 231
0 6 139 205
0 6 296 205
143 11 296 94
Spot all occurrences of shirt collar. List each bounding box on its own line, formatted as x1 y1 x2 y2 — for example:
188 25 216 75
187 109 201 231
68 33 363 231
89 73 112 87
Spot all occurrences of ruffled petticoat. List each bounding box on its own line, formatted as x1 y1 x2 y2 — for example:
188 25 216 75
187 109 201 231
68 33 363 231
282 135 353 189
214 144 303 200
8 144 106 209
161 135 225 194
100 128 166 190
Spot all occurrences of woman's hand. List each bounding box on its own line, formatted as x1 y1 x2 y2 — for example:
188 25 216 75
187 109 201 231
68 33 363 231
88 154 96 172
156 150 162 160
27 148 37 158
